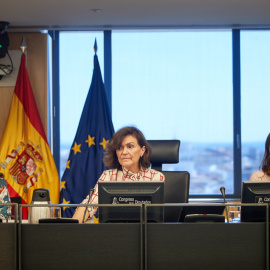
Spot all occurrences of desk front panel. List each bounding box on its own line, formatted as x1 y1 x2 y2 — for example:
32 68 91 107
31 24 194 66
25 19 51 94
21 223 142 270
0 224 17 270
146 223 267 270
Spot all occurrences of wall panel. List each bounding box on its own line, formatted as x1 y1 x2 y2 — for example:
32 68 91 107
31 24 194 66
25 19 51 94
0 32 48 142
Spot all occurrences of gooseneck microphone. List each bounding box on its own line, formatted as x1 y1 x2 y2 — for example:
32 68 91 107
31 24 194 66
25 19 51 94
220 186 229 223
82 188 95 223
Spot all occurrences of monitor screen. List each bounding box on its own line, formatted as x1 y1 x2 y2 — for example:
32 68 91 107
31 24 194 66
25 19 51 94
98 182 164 223
241 181 270 222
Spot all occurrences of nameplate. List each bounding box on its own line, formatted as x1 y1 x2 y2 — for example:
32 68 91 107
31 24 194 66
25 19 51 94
111 196 152 205
255 196 270 204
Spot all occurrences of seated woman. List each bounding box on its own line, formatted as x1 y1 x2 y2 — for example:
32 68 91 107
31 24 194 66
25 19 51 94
250 133 270 181
72 126 165 223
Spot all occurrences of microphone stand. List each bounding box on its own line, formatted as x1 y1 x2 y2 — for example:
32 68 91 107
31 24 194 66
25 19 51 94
220 187 229 223
82 189 95 223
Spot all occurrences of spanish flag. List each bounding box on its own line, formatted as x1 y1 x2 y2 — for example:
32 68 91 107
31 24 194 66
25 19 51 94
0 53 59 216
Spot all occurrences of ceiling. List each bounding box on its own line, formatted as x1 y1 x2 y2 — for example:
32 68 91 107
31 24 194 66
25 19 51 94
2 0 270 31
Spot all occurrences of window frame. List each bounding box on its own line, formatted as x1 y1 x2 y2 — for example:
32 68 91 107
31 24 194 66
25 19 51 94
52 29 243 199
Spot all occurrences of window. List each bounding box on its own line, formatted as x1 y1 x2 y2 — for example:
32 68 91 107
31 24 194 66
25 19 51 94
112 30 233 195
59 31 104 177
241 30 270 181
58 29 268 197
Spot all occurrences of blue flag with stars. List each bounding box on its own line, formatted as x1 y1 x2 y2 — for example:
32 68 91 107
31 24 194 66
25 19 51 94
60 48 114 218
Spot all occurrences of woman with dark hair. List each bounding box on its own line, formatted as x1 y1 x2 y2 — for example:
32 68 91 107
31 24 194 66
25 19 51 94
250 133 270 181
73 126 164 223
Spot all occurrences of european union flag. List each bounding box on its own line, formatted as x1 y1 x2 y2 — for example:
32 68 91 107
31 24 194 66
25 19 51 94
60 44 114 218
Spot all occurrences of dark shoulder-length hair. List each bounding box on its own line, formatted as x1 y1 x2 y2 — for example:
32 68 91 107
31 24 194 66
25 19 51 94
260 133 270 175
103 126 151 170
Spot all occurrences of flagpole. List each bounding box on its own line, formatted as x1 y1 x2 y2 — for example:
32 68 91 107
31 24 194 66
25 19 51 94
60 39 114 218
0 34 59 215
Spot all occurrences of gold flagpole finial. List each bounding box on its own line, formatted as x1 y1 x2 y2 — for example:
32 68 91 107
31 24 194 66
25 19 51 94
20 36 27 54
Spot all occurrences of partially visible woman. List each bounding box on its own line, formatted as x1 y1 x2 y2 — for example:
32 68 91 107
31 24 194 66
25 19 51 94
72 126 165 223
0 173 11 221
250 133 270 181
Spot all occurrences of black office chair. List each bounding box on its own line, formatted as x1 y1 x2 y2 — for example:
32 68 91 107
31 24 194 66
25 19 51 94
10 196 22 220
147 140 190 222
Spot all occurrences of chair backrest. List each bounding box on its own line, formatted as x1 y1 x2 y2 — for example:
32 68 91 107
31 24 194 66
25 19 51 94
147 140 190 222
163 171 190 222
10 196 22 220
164 171 190 204
147 140 180 171
10 196 22 204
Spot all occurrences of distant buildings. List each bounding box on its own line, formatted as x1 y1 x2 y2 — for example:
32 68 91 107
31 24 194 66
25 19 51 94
60 141 264 195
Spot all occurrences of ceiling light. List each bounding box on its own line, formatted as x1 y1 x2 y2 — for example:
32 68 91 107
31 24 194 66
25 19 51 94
90 9 101 13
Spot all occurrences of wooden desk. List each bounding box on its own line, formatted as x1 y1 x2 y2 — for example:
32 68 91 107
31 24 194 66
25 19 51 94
17 222 268 270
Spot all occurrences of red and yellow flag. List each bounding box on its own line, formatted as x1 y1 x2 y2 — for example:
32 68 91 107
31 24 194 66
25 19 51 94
0 54 59 211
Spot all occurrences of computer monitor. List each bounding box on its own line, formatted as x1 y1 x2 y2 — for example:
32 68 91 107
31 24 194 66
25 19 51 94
241 181 270 222
98 182 164 223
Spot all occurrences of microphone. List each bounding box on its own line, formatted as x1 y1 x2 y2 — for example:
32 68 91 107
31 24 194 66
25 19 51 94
82 188 95 223
220 186 229 223
220 186 226 199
